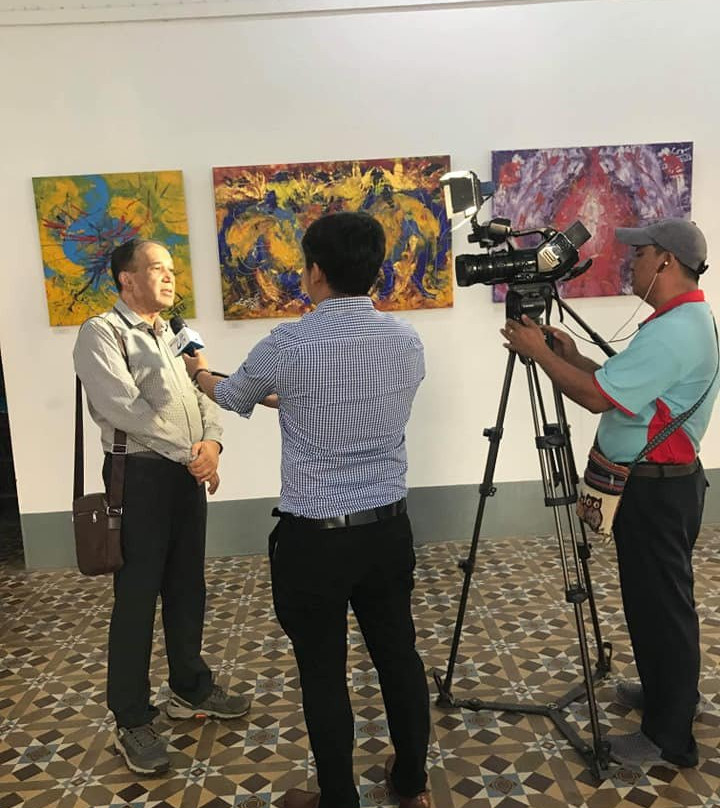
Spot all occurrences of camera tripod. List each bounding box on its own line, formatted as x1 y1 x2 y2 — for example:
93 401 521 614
433 284 615 780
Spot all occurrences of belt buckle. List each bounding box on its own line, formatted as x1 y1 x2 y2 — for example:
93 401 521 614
346 510 374 527
311 515 345 529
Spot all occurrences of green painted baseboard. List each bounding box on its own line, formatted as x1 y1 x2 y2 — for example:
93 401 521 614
20 470 720 569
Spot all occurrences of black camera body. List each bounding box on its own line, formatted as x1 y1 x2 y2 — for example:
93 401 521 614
456 220 591 289
440 171 593 313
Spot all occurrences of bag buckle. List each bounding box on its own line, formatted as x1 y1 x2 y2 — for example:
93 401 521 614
106 506 123 517
111 443 127 455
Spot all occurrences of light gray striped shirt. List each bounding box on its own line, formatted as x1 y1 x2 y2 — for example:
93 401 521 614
73 299 222 464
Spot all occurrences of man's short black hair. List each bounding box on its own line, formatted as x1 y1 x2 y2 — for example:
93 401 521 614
109 238 161 292
301 212 386 296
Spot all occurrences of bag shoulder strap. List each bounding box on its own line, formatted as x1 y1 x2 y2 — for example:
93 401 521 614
74 314 131 507
73 375 84 500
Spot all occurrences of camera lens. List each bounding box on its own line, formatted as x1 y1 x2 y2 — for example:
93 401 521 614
455 251 538 287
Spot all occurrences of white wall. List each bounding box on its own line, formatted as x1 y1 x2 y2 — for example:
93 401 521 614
1 0 719 517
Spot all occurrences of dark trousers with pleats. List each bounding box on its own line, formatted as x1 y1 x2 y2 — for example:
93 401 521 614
103 454 213 728
270 512 430 808
613 466 707 767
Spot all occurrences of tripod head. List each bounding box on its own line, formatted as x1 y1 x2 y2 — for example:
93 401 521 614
506 281 555 325
506 280 616 359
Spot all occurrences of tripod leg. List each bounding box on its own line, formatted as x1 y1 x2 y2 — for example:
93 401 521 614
552 386 613 675
435 350 517 706
525 365 611 775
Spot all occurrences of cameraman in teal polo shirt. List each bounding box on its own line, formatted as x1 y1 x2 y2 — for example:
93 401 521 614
501 219 718 768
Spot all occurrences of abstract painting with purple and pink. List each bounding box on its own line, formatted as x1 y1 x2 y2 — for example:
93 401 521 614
490 142 693 301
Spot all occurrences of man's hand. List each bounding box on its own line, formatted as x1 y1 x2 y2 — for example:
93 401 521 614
207 472 220 495
188 440 220 484
502 316 610 412
542 325 581 363
500 315 552 361
182 350 209 381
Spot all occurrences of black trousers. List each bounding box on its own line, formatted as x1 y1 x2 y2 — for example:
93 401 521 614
103 454 213 728
613 466 707 767
269 512 430 808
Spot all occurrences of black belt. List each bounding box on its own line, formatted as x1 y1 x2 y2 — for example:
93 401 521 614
275 498 407 529
631 459 700 478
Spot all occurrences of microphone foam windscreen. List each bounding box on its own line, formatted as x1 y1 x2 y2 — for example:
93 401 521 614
169 315 185 335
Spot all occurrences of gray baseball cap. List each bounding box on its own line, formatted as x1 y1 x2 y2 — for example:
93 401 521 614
615 218 707 272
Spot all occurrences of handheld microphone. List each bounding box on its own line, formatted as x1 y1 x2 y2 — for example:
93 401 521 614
169 315 205 357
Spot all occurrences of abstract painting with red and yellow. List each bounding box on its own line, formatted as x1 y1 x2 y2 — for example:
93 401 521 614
490 142 693 301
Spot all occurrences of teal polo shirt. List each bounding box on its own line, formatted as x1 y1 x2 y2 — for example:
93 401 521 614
594 291 718 464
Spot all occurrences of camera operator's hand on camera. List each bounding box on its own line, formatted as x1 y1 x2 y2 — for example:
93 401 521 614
501 315 551 361
541 325 580 363
502 317 609 412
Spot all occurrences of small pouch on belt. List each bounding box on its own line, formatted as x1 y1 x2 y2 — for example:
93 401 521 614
576 445 630 539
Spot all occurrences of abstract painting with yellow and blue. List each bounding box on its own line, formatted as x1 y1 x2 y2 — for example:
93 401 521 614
213 155 452 319
32 170 195 326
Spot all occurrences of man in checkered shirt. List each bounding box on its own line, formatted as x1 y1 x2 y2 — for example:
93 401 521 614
186 212 431 808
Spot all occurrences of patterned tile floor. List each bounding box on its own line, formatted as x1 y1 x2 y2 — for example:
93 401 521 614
2 526 720 808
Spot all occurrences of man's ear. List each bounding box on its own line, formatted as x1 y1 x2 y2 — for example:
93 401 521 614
309 262 326 285
656 251 672 273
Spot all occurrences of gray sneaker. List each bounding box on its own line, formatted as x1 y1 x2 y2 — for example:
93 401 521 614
608 730 665 766
112 724 170 775
615 680 708 718
166 684 251 720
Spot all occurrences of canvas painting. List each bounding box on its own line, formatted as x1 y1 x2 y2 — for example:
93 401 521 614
490 142 693 301
213 155 452 319
33 170 194 326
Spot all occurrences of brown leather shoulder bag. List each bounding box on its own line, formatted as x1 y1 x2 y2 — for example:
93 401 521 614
72 319 128 575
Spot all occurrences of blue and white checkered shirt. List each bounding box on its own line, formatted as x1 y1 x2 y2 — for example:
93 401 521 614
215 296 425 518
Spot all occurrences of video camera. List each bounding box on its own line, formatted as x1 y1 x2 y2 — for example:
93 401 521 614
441 170 593 319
